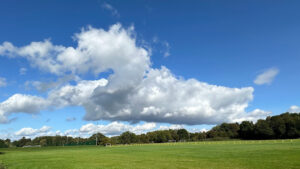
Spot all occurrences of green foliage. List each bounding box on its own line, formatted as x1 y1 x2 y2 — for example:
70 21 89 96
177 129 189 141
208 123 240 139
39 139 47 147
89 133 108 145
239 121 254 139
12 137 31 147
137 134 149 143
2 113 299 149
119 131 137 144
255 120 274 139
0 140 8 148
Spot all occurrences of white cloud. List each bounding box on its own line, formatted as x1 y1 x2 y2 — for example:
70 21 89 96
0 94 48 123
19 67 27 75
0 77 6 87
288 105 300 113
159 124 184 130
102 2 120 17
80 122 156 136
0 24 270 125
15 126 51 136
254 68 279 85
48 79 108 107
11 122 157 139
84 67 265 125
231 109 271 123
0 79 107 123
0 24 150 81
0 41 16 57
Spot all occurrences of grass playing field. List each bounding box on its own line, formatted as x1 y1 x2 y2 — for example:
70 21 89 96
0 139 299 169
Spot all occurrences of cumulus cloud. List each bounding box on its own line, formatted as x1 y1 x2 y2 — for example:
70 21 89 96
159 124 184 130
0 94 48 123
15 126 51 136
0 79 107 123
0 24 149 80
288 105 300 113
254 68 279 85
232 109 271 122
0 77 6 87
102 2 120 18
0 24 270 125
185 127 209 133
80 122 156 136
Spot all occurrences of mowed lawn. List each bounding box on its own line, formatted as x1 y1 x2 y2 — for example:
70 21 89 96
0 140 300 169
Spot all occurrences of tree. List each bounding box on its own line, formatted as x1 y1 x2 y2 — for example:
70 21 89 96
0 139 8 148
190 133 199 141
4 139 11 147
138 134 149 143
147 132 158 143
13 137 31 147
270 116 286 138
169 130 179 141
198 132 206 140
40 139 47 147
239 121 255 139
255 120 274 139
119 131 137 144
177 129 189 141
89 133 107 145
156 131 168 143
110 136 119 145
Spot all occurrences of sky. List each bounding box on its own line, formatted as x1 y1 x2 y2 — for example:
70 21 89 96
0 0 300 140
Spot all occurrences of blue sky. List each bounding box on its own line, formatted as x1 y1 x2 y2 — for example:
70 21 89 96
0 0 299 139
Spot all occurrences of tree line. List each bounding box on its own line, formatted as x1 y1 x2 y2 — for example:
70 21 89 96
0 112 299 148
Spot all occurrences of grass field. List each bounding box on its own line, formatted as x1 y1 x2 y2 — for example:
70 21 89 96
0 139 300 169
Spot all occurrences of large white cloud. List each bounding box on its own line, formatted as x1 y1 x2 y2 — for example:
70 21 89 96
254 68 279 85
0 79 107 123
0 24 270 125
85 66 264 124
0 94 48 123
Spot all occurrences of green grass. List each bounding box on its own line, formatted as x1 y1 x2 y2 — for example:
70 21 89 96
0 139 300 169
